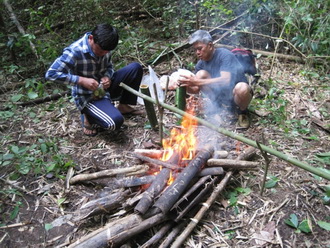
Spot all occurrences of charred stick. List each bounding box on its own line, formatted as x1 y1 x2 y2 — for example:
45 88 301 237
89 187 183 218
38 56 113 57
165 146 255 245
174 176 220 222
135 168 171 215
140 221 173 248
151 145 214 215
132 152 181 170
159 221 187 248
69 165 149 184
171 175 212 212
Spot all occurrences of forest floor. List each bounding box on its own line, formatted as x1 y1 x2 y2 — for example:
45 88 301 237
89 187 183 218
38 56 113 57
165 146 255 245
0 52 330 248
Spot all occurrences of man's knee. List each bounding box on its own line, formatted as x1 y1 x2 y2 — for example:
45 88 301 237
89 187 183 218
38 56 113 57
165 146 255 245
196 70 211 79
233 82 252 97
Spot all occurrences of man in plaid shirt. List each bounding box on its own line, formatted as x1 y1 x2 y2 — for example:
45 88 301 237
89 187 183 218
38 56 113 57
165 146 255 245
46 23 143 136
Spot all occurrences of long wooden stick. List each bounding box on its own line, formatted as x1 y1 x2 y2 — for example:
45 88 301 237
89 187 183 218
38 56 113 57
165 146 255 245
69 165 149 184
120 83 330 181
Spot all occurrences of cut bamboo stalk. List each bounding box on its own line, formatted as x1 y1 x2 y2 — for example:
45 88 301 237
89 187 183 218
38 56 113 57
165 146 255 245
207 159 259 168
140 84 158 130
120 83 330 181
175 86 186 111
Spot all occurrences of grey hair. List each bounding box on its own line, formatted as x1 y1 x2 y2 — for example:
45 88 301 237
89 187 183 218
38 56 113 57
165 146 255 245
188 30 213 44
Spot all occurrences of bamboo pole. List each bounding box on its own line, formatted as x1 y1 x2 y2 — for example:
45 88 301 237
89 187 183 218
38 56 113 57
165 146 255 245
120 83 330 181
140 84 158 130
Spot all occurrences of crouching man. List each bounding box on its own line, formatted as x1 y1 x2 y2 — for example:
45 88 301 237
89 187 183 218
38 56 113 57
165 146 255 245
45 23 144 136
179 30 253 128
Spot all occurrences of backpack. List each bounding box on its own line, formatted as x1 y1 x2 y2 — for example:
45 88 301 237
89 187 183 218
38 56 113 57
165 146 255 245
231 48 260 85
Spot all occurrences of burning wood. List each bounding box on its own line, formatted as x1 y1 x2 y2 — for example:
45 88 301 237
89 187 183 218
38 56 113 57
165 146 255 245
151 145 214 215
134 168 171 215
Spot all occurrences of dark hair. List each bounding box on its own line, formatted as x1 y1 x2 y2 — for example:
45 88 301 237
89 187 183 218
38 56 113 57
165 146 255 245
91 23 119 51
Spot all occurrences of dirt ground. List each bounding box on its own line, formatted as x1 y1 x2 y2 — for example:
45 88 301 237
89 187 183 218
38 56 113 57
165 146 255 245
0 56 329 248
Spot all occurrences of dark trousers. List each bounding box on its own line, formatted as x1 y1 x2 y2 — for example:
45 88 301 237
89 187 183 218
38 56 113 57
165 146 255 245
82 62 143 130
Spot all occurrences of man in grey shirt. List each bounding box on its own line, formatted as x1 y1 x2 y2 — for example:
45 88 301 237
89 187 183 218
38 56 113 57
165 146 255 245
179 30 253 128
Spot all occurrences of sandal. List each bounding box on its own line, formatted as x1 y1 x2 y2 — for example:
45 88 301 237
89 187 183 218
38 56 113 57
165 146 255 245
81 115 98 137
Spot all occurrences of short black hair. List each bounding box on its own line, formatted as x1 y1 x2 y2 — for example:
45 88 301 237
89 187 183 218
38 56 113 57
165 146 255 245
91 23 119 51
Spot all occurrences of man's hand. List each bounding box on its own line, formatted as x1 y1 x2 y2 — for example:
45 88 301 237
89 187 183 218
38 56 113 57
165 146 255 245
178 75 200 94
100 76 111 89
178 74 197 87
78 77 99 91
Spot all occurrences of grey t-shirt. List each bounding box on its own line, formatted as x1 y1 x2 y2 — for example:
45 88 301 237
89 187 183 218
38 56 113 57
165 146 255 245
195 48 247 105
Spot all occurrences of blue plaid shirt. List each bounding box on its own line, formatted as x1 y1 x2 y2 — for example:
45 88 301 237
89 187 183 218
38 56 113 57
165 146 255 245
45 32 114 111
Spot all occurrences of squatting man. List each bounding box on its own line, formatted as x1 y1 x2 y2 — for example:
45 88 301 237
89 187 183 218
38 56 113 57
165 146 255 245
179 30 253 128
45 23 144 136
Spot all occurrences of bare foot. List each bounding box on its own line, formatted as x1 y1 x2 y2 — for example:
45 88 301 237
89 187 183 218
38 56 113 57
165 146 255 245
117 104 144 115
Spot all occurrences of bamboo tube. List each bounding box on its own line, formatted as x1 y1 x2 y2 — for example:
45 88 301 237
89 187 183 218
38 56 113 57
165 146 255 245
140 84 158 130
120 83 330 181
175 86 186 111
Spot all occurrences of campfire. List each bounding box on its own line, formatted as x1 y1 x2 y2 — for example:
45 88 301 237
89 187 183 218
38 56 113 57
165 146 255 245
66 104 259 248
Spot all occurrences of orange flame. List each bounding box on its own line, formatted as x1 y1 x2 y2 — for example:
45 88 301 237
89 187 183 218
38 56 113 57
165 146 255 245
161 109 197 165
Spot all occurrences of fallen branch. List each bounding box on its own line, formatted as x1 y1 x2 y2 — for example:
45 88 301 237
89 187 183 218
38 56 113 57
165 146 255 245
69 165 149 184
16 90 71 106
120 83 330 181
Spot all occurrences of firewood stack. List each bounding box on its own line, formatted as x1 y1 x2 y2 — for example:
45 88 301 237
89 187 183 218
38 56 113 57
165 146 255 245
67 145 257 248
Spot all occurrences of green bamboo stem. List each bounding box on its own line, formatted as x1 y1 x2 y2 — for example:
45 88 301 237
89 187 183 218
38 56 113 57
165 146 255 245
140 84 158 130
175 86 186 111
120 83 330 181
